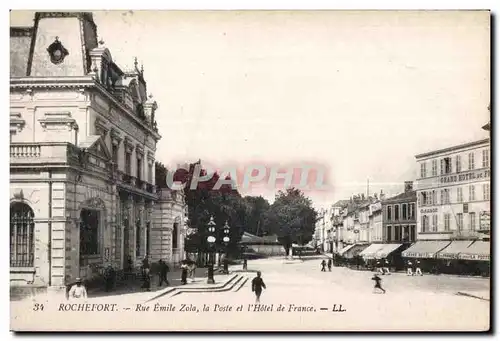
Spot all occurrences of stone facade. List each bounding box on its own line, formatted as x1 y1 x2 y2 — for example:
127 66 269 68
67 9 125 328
415 138 490 241
10 12 186 293
381 185 417 244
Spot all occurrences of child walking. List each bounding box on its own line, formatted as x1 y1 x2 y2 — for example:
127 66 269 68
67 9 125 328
371 274 386 294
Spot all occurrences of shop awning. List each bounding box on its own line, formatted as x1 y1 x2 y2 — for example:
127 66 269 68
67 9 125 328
436 240 475 260
458 241 490 261
374 243 403 259
338 244 356 256
359 244 385 260
401 241 451 259
344 244 369 259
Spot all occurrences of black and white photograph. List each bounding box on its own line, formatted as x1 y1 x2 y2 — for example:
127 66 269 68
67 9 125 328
8 8 491 332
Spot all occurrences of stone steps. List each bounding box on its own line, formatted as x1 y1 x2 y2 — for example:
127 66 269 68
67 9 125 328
145 273 248 302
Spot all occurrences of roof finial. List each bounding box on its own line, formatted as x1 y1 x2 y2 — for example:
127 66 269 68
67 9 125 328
134 57 138 67
55 36 59 41
140 62 144 73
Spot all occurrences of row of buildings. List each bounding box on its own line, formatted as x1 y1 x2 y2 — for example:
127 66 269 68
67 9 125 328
10 12 188 296
315 123 490 273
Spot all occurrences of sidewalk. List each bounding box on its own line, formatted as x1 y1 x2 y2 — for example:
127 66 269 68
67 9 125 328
87 267 230 299
456 290 490 301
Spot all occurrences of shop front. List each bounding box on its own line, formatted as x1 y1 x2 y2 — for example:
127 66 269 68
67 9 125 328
374 243 405 270
401 240 451 274
434 240 490 276
336 243 369 267
458 241 490 276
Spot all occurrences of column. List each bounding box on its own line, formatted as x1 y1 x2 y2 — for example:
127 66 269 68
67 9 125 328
127 194 135 265
146 201 153 257
138 198 146 258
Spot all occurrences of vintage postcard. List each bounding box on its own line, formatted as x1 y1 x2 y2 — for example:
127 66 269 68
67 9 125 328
9 10 490 332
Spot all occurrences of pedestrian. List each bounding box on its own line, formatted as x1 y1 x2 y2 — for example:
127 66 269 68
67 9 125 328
223 257 229 274
142 255 150 276
104 264 115 292
68 278 88 300
321 259 326 272
371 274 386 294
376 260 383 274
243 258 248 271
181 261 188 285
406 260 413 276
327 259 332 271
158 259 170 286
383 259 391 275
187 260 197 283
415 260 423 276
251 271 266 303
141 266 151 291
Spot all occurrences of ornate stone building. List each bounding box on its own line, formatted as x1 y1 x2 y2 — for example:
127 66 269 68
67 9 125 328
10 12 186 293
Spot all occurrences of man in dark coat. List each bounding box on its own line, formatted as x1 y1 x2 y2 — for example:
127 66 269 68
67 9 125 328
321 259 326 272
372 274 386 294
251 271 266 303
141 255 151 291
158 259 170 286
181 260 188 285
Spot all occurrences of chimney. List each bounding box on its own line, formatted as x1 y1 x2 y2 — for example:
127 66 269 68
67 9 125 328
404 181 413 193
379 189 385 201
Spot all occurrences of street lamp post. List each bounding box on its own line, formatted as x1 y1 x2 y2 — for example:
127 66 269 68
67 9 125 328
206 216 216 284
222 221 230 274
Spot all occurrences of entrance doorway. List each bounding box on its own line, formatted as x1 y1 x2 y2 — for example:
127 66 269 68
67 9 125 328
79 208 100 267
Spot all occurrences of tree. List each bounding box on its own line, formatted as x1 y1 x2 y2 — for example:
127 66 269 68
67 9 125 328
164 161 246 259
241 196 271 236
263 188 318 256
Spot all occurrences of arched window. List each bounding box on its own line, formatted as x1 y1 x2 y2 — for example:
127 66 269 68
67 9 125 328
80 209 100 256
10 202 35 267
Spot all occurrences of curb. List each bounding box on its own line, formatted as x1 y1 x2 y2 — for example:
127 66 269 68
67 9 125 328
145 273 242 303
456 292 490 301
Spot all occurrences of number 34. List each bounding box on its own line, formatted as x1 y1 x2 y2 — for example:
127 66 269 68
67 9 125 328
33 303 44 311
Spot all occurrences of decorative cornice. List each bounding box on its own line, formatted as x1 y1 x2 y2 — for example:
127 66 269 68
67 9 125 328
10 76 96 89
10 27 34 37
10 113 26 133
10 77 162 141
124 136 135 153
147 151 155 164
38 112 77 131
415 138 490 160
135 144 144 157
110 128 122 145
94 116 109 137
34 12 96 30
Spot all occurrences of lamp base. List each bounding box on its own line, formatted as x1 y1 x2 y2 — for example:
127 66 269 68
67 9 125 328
207 278 215 284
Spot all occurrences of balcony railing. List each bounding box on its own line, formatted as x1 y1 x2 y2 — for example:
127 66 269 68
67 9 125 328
10 144 41 158
10 142 77 165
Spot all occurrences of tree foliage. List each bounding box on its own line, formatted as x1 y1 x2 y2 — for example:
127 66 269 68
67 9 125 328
263 188 318 255
156 162 317 258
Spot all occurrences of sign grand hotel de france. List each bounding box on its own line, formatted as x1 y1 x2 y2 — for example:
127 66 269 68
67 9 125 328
9 12 187 296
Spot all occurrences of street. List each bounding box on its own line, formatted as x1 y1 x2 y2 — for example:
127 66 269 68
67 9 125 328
10 257 490 331
150 257 490 331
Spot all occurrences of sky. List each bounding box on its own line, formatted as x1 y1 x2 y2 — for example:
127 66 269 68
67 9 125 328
10 10 490 208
